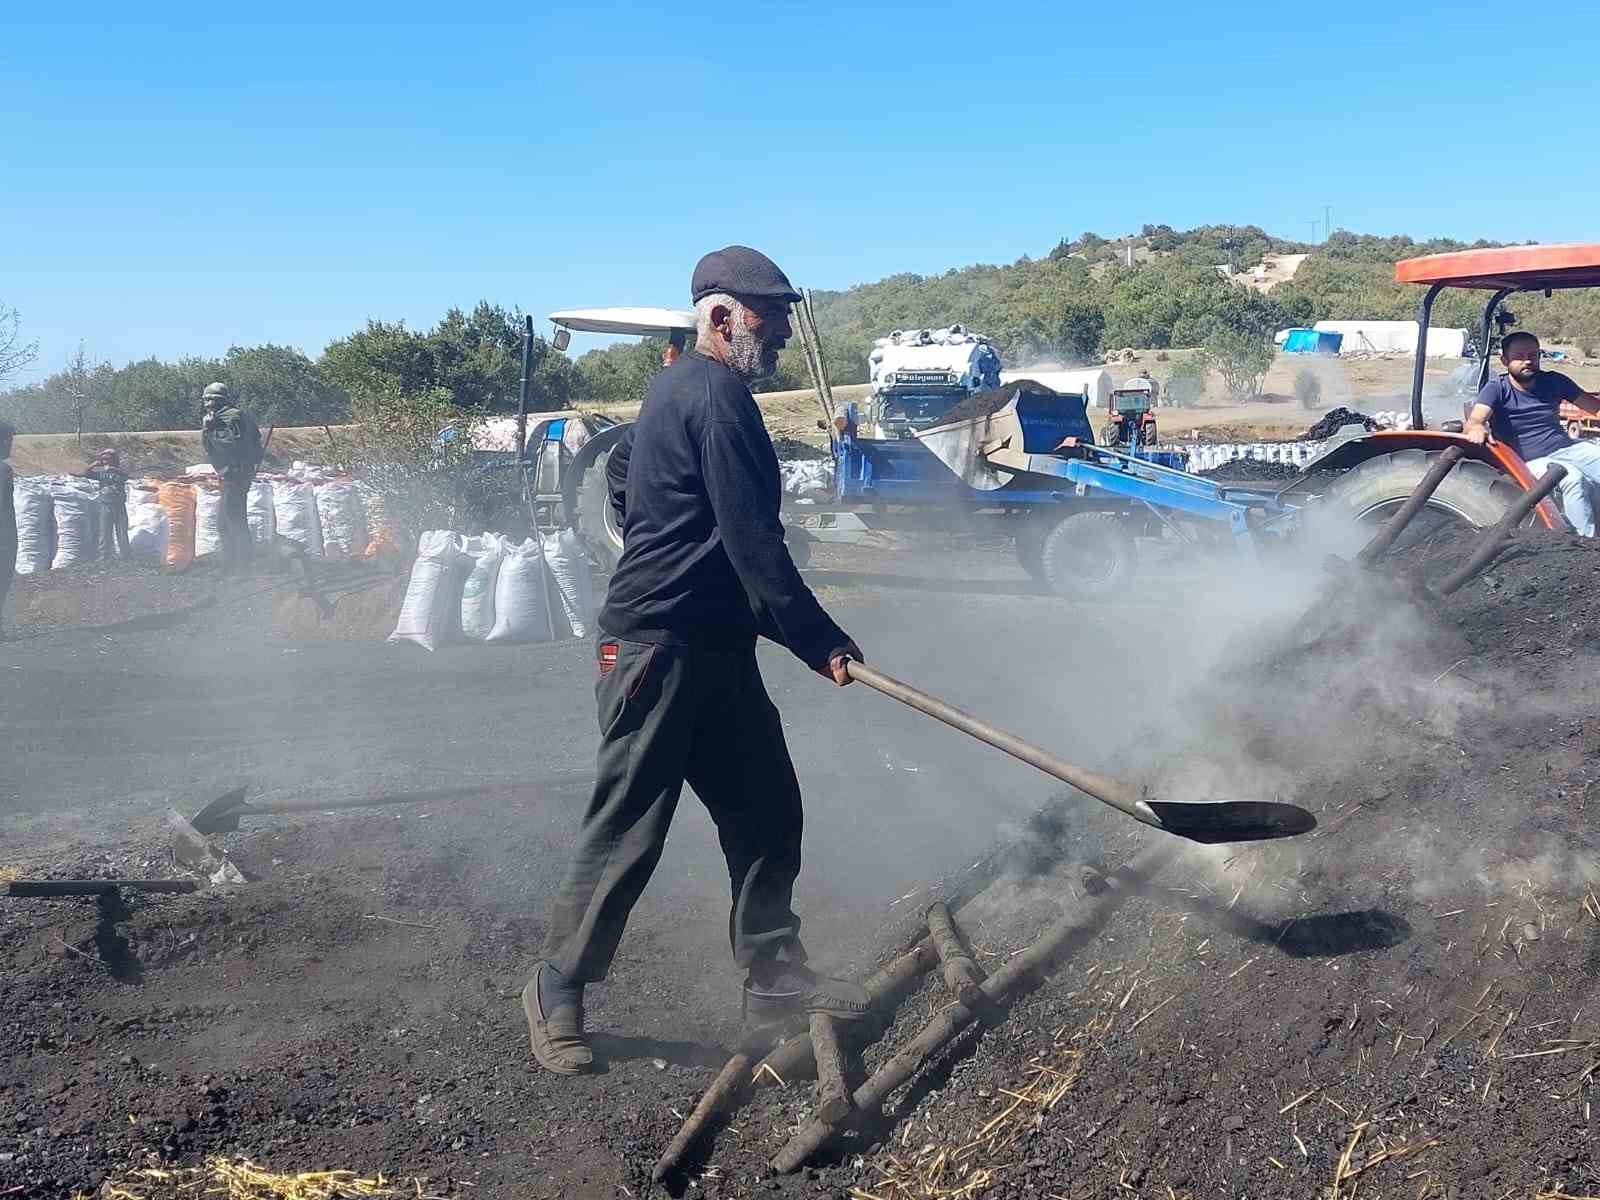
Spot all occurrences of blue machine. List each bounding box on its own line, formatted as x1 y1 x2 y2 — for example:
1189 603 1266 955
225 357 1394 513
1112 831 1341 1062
807 384 1300 597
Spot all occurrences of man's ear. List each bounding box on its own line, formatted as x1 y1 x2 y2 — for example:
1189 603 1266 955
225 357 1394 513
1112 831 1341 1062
710 303 734 341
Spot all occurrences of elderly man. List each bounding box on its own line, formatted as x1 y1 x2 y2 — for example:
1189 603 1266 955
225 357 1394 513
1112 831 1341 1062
525 246 867 1075
1464 331 1600 535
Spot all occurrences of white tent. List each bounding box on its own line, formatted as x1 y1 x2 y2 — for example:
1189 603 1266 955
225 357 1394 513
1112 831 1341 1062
1312 320 1467 358
999 368 1113 411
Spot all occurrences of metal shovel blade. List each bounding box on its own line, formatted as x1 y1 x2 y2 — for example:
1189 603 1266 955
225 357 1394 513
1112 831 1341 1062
1143 799 1317 844
844 662 1316 845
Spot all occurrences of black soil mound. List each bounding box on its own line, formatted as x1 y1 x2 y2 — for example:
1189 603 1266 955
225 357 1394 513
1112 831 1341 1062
770 436 830 461
722 528 1600 1199
1196 457 1300 481
938 379 1059 427
1302 405 1380 440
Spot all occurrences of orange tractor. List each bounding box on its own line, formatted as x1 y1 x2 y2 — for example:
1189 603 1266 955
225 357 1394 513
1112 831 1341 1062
1298 244 1598 537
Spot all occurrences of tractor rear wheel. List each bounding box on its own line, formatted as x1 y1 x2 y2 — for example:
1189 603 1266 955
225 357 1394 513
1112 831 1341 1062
1316 448 1527 549
574 445 624 572
1039 510 1133 599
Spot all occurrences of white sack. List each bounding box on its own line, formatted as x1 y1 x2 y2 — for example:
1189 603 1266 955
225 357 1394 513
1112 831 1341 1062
273 480 324 558
486 538 553 643
193 486 223 558
48 484 102 570
542 527 594 640
127 489 169 563
314 482 369 561
459 534 505 642
247 479 278 545
388 530 467 652
13 480 55 575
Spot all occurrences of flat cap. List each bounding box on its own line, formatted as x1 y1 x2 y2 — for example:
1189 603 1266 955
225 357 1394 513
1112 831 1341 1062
691 245 802 305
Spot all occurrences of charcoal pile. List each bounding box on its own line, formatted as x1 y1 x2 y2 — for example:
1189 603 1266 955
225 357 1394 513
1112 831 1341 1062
769 436 830 461
709 527 1600 1199
938 379 1058 427
1302 405 1379 440
1194 457 1300 482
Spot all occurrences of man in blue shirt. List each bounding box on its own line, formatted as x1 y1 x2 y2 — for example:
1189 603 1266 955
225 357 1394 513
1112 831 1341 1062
1464 331 1600 534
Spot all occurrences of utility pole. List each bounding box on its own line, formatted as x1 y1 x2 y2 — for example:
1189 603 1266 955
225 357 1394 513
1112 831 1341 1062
1323 205 1332 243
1308 218 1319 244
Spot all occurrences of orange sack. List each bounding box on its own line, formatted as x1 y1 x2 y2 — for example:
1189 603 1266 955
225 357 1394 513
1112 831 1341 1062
156 481 197 569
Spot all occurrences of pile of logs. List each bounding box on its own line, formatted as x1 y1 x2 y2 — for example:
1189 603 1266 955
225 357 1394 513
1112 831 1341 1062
651 842 1176 1183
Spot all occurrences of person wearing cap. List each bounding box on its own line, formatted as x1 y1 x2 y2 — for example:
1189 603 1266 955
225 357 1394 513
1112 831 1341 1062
200 382 263 570
525 246 868 1076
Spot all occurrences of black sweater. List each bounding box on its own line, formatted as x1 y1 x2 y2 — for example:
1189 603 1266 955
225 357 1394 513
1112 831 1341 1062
597 352 847 670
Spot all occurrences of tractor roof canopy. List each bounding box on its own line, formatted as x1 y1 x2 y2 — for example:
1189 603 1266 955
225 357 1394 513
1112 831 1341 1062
547 306 695 337
1395 244 1600 291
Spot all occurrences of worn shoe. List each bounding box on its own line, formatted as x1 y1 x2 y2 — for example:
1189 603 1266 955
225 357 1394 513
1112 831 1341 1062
743 965 872 1027
522 962 594 1075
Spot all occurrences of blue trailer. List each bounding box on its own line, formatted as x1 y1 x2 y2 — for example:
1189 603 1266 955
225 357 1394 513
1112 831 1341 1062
534 308 1301 599
795 383 1299 597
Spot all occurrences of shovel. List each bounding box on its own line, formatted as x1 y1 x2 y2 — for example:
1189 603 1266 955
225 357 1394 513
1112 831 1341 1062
844 662 1315 844
184 783 500 835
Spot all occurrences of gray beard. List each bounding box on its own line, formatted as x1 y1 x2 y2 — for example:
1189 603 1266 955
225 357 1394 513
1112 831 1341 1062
727 320 781 383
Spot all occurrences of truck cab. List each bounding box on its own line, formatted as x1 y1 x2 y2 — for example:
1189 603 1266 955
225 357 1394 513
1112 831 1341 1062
865 326 1002 439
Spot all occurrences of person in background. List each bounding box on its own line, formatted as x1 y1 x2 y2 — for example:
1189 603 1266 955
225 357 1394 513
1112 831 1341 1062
1464 331 1600 535
0 421 14 640
81 449 130 559
200 382 263 570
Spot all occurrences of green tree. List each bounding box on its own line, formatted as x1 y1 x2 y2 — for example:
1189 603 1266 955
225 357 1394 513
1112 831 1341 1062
321 303 572 414
221 344 348 426
101 356 222 432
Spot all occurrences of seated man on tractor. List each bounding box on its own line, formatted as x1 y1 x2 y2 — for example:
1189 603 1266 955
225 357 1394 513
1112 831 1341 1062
1464 331 1600 535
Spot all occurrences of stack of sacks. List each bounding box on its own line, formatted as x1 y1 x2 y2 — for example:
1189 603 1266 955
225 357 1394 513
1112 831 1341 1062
779 459 834 499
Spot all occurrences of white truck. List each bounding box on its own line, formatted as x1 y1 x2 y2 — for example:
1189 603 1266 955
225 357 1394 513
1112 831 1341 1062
865 326 1002 438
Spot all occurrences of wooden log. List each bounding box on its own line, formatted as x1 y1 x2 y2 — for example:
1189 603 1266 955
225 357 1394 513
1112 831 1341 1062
771 843 1175 1174
752 937 938 1088
652 1052 754 1183
809 1013 852 1123
925 900 986 1009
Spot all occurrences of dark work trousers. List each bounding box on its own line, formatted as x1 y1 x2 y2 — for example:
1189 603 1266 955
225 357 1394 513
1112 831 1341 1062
543 636 806 984
219 469 255 568
99 500 129 559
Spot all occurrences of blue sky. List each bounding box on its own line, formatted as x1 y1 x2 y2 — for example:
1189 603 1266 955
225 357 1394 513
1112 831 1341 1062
6 1 1598 381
